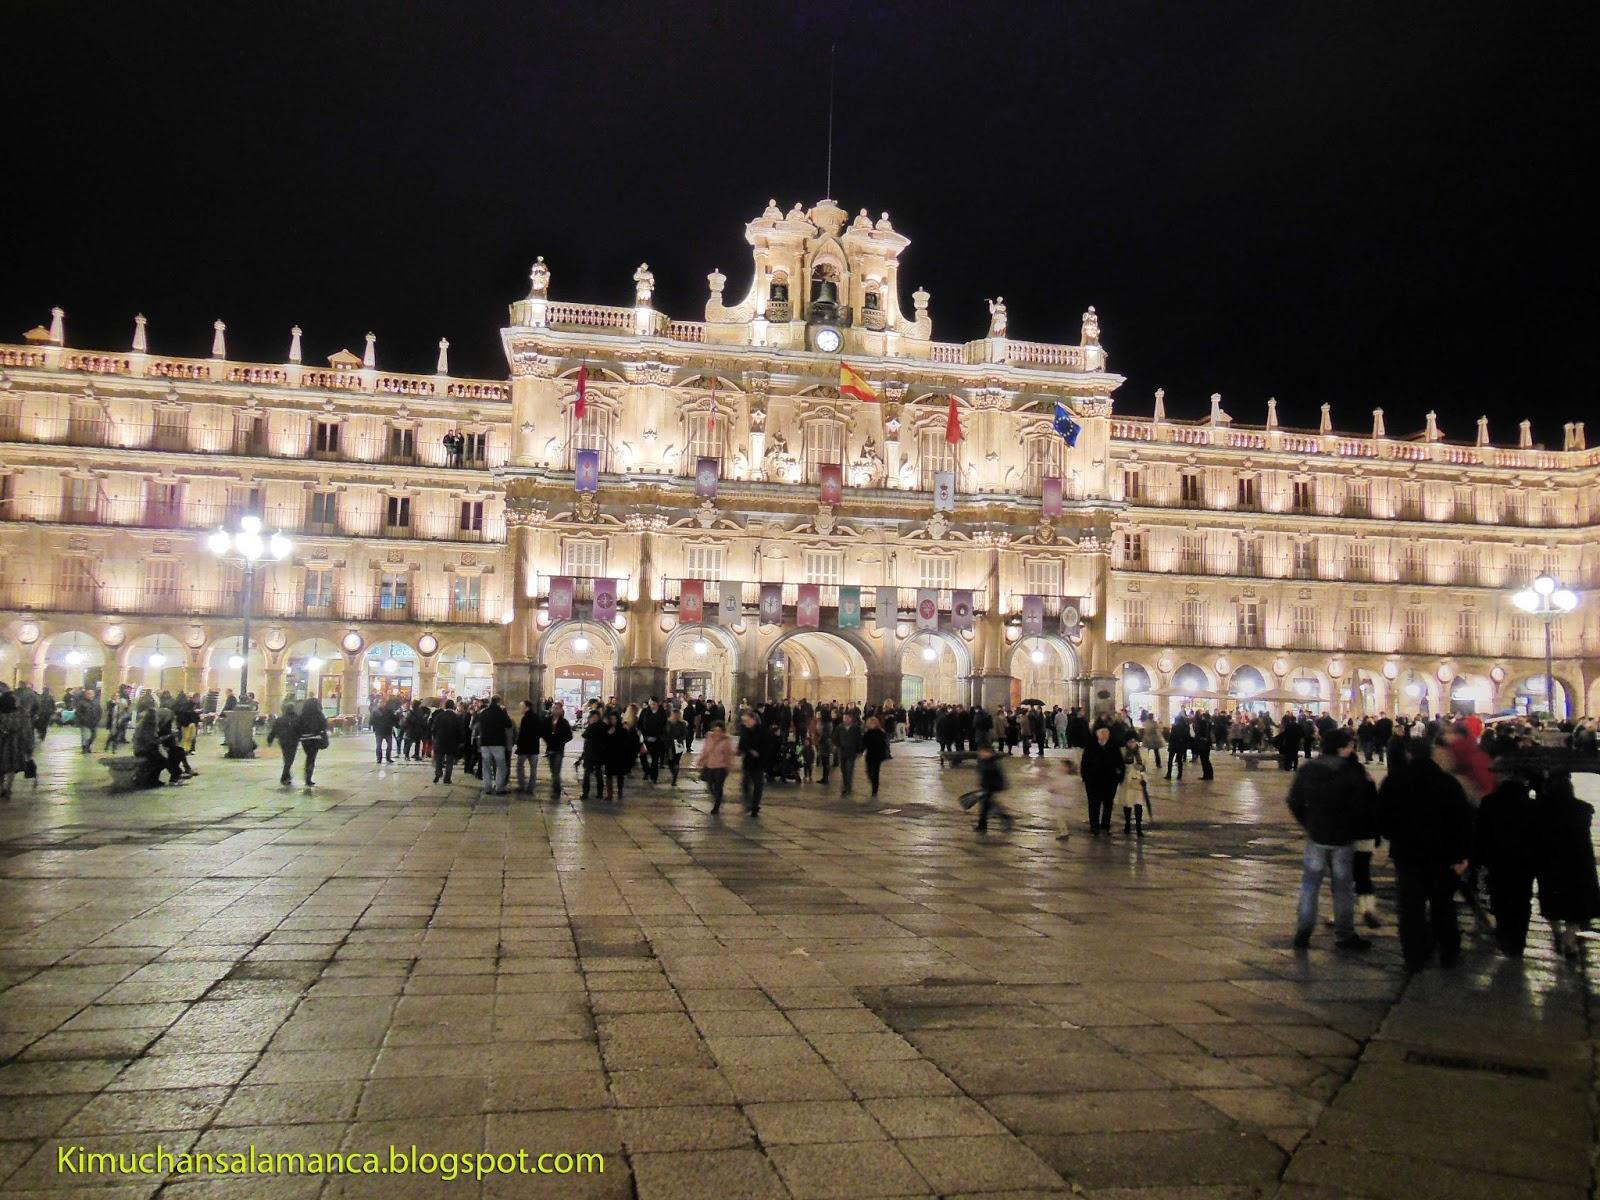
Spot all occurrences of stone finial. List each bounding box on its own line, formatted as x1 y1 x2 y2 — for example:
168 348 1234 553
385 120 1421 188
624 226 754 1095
986 297 1007 337
1476 416 1489 446
288 325 303 364
912 286 930 313
1208 393 1231 426
132 314 148 353
1424 411 1440 441
528 256 551 297
633 263 655 306
1564 423 1575 451
1266 397 1279 429
1153 388 1166 422
1319 403 1332 435
1080 305 1101 346
211 319 227 359
49 306 65 344
707 268 726 299
1518 419 1532 449
362 333 376 369
1574 422 1587 450
1372 408 1385 438
436 338 450 375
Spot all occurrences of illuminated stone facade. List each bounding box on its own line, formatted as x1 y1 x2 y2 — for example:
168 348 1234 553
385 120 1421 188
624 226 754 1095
2 199 1596 717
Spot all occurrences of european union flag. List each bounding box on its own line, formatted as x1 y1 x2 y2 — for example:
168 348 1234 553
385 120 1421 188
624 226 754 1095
1053 403 1081 447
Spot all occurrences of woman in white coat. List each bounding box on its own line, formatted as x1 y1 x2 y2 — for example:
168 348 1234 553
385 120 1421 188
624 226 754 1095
1119 734 1150 837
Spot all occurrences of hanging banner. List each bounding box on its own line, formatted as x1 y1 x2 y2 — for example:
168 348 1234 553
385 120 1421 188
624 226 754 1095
932 471 956 512
1042 476 1063 517
548 576 575 622
758 583 783 626
1060 600 1082 637
796 584 821 628
717 581 742 625
680 579 705 624
1021 594 1044 637
951 589 974 632
592 578 618 625
916 588 939 631
695 457 720 499
818 462 843 506
575 449 600 493
875 586 898 634
837 585 861 629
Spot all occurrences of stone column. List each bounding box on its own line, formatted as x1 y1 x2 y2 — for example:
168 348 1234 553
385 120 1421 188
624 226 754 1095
616 527 668 705
341 656 363 718
1083 541 1116 716
972 542 1013 709
501 508 538 699
264 667 285 714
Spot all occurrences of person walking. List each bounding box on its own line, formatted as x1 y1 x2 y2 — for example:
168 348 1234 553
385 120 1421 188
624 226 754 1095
1166 713 1190 780
1378 737 1473 971
514 700 543 794
266 704 301 785
370 699 396 764
863 715 889 799
1192 711 1215 780
1140 712 1165 770
639 697 669 784
0 691 36 801
664 708 690 786
1286 730 1374 951
474 696 514 795
1080 726 1126 835
973 745 1012 833
834 711 863 797
544 703 573 797
295 697 329 786
430 700 464 785
1119 734 1150 837
75 690 102 754
737 711 765 816
699 720 735 813
1536 773 1600 960
579 711 608 800
605 712 639 802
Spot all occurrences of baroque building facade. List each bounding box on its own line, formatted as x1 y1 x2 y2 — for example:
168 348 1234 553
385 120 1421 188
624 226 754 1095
2 198 1597 718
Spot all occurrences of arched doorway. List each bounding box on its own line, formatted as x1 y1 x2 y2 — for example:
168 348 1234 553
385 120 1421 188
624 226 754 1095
204 635 267 703
42 631 107 695
1008 636 1077 708
1397 669 1434 717
1121 662 1154 715
541 620 620 714
900 631 971 705
438 641 495 702
0 636 20 690
1171 662 1212 711
362 640 418 706
1449 674 1493 716
767 631 868 705
284 638 344 709
1230 664 1269 712
1288 672 1325 710
1511 674 1574 720
124 634 187 696
665 625 737 705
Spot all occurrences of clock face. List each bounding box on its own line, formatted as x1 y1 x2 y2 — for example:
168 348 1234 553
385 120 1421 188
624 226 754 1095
814 327 841 353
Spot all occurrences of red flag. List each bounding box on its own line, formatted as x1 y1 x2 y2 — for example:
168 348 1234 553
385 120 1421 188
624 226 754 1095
575 361 588 420
945 394 962 445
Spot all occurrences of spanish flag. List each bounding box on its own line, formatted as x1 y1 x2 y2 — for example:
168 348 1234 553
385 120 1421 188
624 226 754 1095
839 361 878 403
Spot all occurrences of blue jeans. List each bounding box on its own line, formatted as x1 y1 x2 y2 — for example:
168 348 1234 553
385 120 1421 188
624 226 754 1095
1297 840 1356 939
480 746 508 794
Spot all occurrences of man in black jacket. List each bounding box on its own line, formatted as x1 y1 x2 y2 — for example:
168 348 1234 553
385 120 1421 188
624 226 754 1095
429 700 463 785
475 696 515 795
834 711 864 796
544 703 573 798
1287 730 1374 950
1379 737 1473 971
1079 726 1126 835
639 697 669 784
514 700 545 795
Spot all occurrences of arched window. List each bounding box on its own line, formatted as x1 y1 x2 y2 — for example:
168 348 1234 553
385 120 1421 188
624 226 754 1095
1024 436 1065 495
918 427 956 488
803 421 844 483
682 411 725 475
566 403 612 471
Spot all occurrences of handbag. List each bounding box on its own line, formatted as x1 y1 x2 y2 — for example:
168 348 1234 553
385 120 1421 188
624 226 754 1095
22 758 37 780
318 732 331 749
958 789 984 810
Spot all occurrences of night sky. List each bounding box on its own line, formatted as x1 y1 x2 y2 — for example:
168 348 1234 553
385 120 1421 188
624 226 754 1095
4 2 1595 441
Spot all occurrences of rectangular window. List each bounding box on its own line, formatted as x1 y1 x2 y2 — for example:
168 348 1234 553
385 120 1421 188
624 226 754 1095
1401 544 1426 582
918 428 956 486
1293 541 1315 579
1180 473 1202 505
461 431 488 467
1236 601 1260 647
1026 438 1064 495
1541 492 1558 525
384 496 411 530
685 412 725 469
387 426 416 464
1237 537 1261 575
64 476 98 521
225 486 262 527
308 491 338 532
562 539 605 578
802 422 844 482
1507 549 1532 584
1455 546 1478 584
1506 491 1529 524
233 411 268 456
803 550 843 586
67 401 105 447
1180 599 1207 641
1292 604 1318 644
1457 609 1480 651
303 568 333 611
452 575 482 615
1453 484 1474 521
1122 597 1148 640
1180 533 1204 573
1400 482 1423 520
55 556 97 605
379 571 409 612
1511 613 1534 648
1024 559 1062 596
1405 608 1428 649
313 420 340 456
1120 531 1145 568
1345 480 1368 516
1347 607 1373 647
918 556 955 591
684 545 725 582
1121 468 1141 502
459 500 484 533
154 407 189 452
143 559 179 603
1345 541 1372 581
1293 479 1315 514
144 481 183 527
1237 476 1258 510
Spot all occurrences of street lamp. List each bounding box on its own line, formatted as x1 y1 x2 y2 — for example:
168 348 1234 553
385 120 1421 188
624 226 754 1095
205 515 291 700
1511 573 1579 719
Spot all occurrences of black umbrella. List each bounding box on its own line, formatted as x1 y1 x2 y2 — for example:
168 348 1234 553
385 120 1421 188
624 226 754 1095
1020 697 1046 707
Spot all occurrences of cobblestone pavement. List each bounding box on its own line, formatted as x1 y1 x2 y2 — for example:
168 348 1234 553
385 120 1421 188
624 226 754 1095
0 733 1594 1199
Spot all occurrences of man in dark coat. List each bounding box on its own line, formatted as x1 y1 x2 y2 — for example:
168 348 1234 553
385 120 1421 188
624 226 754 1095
1079 726 1127 835
1286 730 1374 951
544 703 573 797
429 700 464 784
1277 716 1306 772
738 711 766 816
834 711 864 796
514 700 545 795
1379 737 1474 971
638 697 669 784
1166 713 1192 781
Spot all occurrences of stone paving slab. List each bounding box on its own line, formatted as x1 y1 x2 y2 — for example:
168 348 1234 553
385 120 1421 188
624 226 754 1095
0 734 1594 1198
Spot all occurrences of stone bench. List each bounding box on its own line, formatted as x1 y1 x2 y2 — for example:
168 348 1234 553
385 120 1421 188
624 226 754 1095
1240 751 1277 771
99 755 164 792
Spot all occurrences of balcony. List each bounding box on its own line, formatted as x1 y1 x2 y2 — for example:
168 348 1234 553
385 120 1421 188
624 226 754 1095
653 580 993 621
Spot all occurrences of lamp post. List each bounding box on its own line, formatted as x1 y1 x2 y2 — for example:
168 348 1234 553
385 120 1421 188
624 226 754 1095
1511 573 1579 720
205 515 291 705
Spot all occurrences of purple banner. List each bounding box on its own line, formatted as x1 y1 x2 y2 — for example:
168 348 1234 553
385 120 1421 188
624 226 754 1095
548 576 574 622
1042 476 1063 517
951 589 974 632
695 457 720 499
575 449 600 493
916 589 939 631
592 577 618 624
758 583 783 626
819 463 843 506
796 584 821 628
1021 594 1044 637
